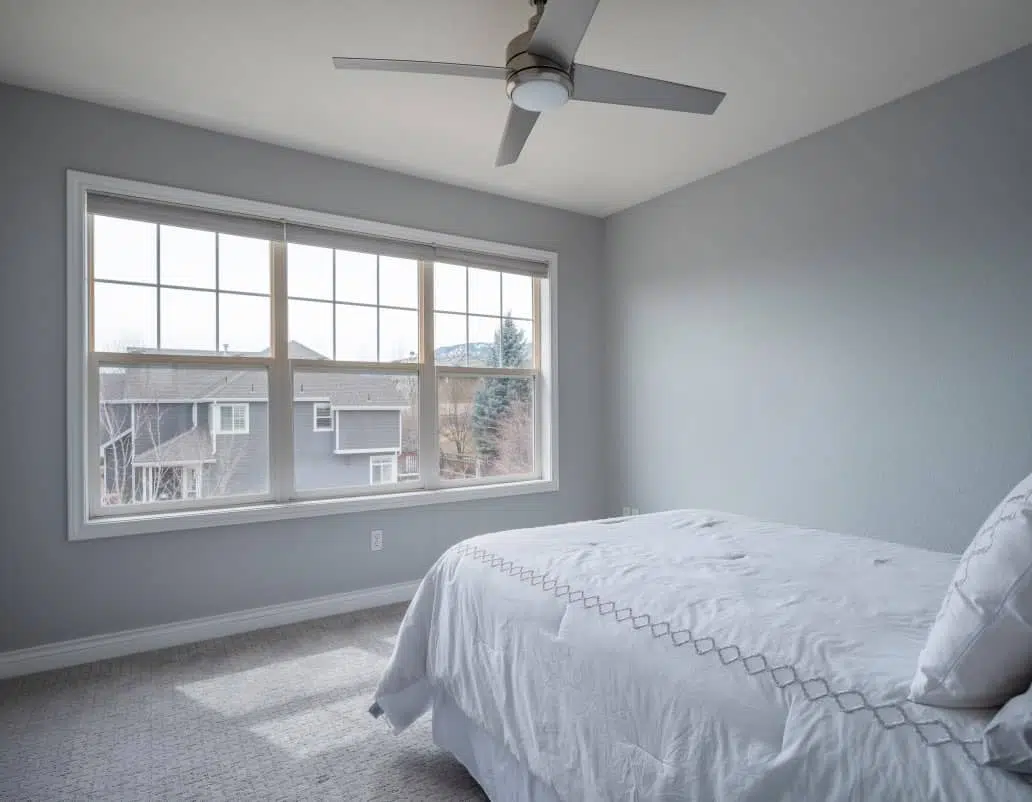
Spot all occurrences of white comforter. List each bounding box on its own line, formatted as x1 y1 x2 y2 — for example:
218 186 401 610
373 510 1031 801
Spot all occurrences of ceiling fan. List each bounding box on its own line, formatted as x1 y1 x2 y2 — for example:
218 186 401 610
332 0 726 166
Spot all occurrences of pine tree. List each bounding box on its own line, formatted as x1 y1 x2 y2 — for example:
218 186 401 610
473 317 530 462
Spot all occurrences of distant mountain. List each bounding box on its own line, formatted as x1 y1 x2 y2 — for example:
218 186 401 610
433 342 496 367
398 342 495 367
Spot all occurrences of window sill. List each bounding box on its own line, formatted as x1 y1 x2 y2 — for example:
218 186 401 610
70 479 558 541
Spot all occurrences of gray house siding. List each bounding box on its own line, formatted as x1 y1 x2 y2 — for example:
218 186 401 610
334 409 401 451
100 402 132 441
207 402 269 497
100 399 401 500
102 434 132 497
293 403 397 490
132 402 193 455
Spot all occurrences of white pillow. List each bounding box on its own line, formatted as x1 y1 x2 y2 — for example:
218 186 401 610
911 472 1032 708
984 681 1032 773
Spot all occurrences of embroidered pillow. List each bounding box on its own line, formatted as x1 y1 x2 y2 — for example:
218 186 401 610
911 472 1032 708
984 681 1032 773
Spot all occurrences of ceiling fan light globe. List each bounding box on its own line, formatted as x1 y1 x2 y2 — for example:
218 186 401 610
506 68 573 112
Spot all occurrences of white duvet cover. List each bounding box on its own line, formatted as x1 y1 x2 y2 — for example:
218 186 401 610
373 510 1031 801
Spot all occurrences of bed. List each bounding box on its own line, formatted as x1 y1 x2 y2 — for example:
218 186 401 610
371 510 1031 800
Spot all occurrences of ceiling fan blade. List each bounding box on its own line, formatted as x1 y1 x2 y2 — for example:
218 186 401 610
495 105 540 167
572 64 726 114
528 0 600 68
332 57 506 81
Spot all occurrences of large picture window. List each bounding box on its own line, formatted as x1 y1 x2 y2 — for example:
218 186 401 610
69 172 555 538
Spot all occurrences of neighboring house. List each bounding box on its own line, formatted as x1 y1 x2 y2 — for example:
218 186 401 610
99 342 410 505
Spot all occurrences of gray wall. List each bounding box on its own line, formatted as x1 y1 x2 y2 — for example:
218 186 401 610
604 45 1032 554
0 83 606 651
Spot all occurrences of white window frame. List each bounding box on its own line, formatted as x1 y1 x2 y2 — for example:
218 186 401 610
68 171 558 540
214 403 249 435
369 454 398 485
312 402 333 432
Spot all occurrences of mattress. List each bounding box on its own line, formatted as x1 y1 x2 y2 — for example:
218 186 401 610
372 510 1031 800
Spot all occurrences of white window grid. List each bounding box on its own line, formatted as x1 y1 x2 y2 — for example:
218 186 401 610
68 171 557 539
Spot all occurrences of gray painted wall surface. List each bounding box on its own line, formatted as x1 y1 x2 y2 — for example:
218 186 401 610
605 45 1032 554
0 83 606 651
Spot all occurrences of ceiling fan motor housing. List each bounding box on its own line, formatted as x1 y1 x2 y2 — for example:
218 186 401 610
505 24 573 111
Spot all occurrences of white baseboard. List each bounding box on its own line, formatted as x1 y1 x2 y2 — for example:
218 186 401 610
0 580 419 680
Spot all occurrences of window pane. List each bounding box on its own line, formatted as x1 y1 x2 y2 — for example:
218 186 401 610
160 225 215 289
379 257 418 309
288 243 333 300
289 299 333 360
502 273 533 319
468 267 501 316
219 234 270 294
478 317 532 371
335 304 377 362
468 316 501 367
219 292 270 355
160 288 216 352
98 364 269 508
94 282 157 352
336 250 377 305
438 375 534 480
293 371 417 492
379 308 418 363
93 215 156 284
513 319 534 369
434 263 466 313
434 312 467 366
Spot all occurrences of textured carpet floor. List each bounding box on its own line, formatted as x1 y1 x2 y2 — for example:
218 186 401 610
0 603 488 801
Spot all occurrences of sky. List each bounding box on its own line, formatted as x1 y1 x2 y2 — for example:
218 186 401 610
92 215 534 364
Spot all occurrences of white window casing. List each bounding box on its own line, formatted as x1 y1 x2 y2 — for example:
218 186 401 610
68 170 558 540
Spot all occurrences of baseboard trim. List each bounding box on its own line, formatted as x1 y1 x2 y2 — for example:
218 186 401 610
0 580 419 680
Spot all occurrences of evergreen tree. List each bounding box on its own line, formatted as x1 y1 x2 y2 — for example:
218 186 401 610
473 317 530 461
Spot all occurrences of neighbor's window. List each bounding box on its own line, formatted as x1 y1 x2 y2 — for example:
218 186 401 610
215 404 249 434
369 454 397 485
312 402 333 432
77 180 552 531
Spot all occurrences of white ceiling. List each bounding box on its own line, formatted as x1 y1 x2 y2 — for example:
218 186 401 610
1 0 1030 216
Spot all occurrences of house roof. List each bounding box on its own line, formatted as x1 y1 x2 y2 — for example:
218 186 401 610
101 341 408 407
134 427 215 465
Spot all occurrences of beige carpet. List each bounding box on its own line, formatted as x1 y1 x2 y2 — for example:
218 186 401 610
0 603 487 801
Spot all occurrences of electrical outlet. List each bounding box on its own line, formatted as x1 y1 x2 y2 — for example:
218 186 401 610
630 508 640 516
371 530 384 551
622 506 632 516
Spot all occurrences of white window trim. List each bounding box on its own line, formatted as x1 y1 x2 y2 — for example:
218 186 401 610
213 403 249 435
67 170 558 541
312 402 333 432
